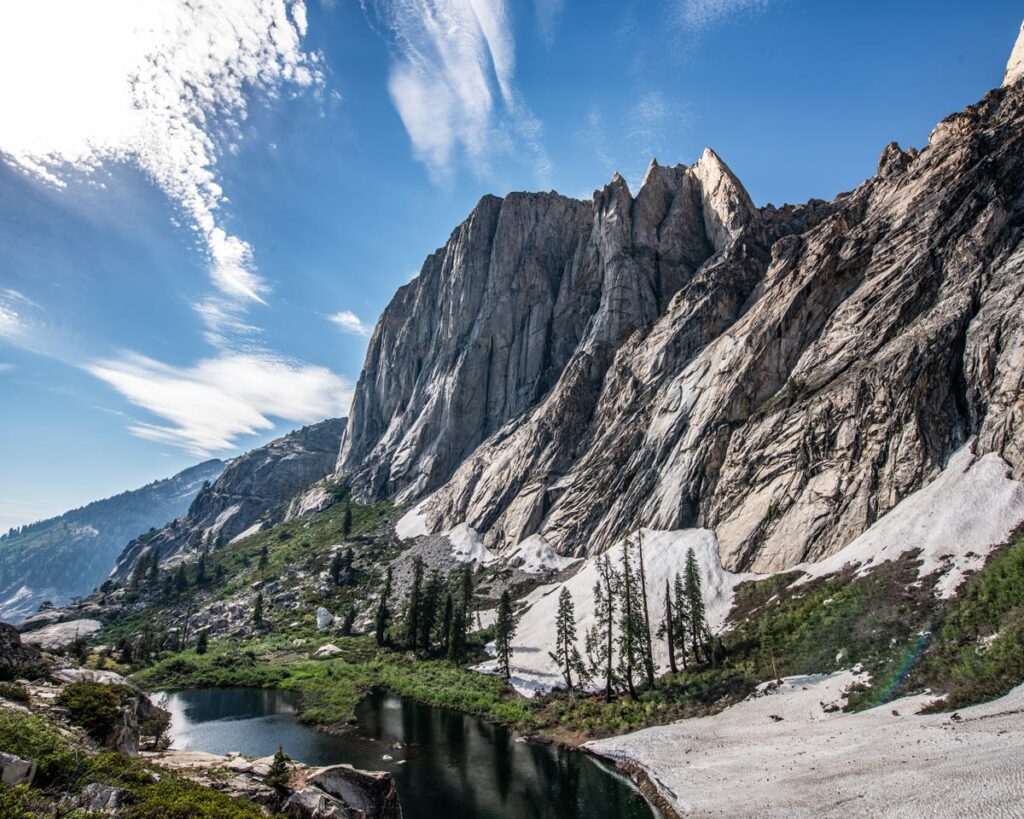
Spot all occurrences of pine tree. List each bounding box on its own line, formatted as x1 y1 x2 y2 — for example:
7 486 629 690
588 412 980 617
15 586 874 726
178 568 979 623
342 504 353 537
214 563 226 587
656 578 678 675
636 531 656 689
375 567 393 646
418 570 443 651
265 746 290 789
494 590 516 680
253 592 264 627
616 540 641 699
259 544 269 576
196 631 209 655
550 587 588 695
130 552 148 589
440 592 454 654
672 572 691 669
341 607 356 636
174 564 188 595
405 557 424 650
585 554 619 702
330 552 345 586
684 547 710 664
147 546 160 586
195 551 207 586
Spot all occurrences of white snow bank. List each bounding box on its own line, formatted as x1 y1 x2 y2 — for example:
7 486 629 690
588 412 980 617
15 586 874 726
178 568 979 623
589 672 1024 818
444 523 496 565
395 501 431 540
504 534 579 574
796 442 1024 597
476 528 759 695
229 521 263 544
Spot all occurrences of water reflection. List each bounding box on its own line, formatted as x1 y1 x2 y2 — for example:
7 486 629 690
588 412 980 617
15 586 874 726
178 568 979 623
163 687 655 819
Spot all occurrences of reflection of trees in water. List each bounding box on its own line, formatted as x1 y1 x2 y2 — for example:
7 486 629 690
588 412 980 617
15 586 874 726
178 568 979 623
492 724 512 802
554 748 582 817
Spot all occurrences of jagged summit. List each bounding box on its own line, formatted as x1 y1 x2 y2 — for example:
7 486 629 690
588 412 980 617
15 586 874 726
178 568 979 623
1004 20 1024 86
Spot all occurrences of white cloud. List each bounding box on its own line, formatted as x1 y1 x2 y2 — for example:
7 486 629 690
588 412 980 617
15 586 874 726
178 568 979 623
86 351 352 456
0 0 321 305
327 310 372 337
628 90 689 162
0 364 13 374
368 0 549 182
679 0 772 29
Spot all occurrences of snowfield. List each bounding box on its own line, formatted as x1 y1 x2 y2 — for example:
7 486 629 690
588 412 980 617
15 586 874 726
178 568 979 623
475 528 761 695
793 441 1024 597
588 672 1024 818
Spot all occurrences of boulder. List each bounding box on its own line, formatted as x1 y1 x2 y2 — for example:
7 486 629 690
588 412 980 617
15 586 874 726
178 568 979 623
77 782 125 813
0 623 44 672
309 764 402 819
315 607 335 631
0 752 37 785
283 787 349 818
312 644 342 659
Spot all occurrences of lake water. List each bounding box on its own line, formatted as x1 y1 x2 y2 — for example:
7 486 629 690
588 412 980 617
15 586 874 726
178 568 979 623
162 687 657 819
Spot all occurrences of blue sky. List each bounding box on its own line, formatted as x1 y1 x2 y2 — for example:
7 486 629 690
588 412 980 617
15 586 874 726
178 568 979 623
0 0 1020 531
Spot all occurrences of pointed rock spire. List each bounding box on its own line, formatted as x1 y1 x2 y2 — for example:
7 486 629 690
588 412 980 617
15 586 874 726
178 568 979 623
690 147 756 251
1005 20 1024 87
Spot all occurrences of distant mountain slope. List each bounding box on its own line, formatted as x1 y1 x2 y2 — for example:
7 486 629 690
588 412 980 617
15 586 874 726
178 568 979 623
110 418 346 581
0 460 225 620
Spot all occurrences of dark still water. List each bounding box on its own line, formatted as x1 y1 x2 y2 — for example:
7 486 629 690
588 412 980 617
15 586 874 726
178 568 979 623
162 688 656 819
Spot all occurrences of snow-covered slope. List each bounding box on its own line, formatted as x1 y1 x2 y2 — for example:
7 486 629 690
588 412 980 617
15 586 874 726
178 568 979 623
476 528 759 694
588 672 1024 818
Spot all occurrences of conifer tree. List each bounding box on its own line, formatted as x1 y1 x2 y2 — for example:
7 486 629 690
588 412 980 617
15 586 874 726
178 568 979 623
656 578 678 674
440 592 454 653
616 540 642 699
147 547 160 586
253 592 264 627
418 570 443 651
341 607 356 637
672 572 691 669
375 566 393 646
196 551 207 586
214 563 226 587
330 552 344 586
259 544 269 576
174 564 188 595
265 746 290 789
550 587 588 695
636 531 656 689
405 557 424 650
585 554 619 702
342 504 353 537
196 631 209 655
684 547 710 664
495 590 516 680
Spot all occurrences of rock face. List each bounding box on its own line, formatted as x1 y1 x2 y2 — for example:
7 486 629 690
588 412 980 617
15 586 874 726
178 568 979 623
111 419 345 581
308 765 402 819
1005 20 1024 87
339 69 1024 573
0 622 43 673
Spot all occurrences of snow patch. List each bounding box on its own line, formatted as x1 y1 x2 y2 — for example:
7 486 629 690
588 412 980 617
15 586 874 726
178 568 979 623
796 442 1024 597
504 534 578 574
444 523 496 565
395 501 431 540
476 528 759 695
229 522 264 544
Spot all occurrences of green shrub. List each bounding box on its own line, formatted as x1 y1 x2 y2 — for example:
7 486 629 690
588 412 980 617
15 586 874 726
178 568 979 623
56 680 134 742
0 681 29 703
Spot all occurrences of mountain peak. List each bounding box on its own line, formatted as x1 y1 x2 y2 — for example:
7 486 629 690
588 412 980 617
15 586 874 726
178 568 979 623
1005 20 1024 86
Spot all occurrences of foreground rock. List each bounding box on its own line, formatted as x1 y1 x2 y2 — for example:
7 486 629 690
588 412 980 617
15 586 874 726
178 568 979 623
588 672 1024 818
0 622 43 673
149 750 403 819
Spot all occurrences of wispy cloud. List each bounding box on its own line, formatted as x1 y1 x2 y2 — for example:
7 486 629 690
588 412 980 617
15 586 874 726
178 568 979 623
678 0 772 29
628 90 689 163
86 351 352 456
366 0 549 182
327 310 372 337
0 0 321 305
0 364 14 374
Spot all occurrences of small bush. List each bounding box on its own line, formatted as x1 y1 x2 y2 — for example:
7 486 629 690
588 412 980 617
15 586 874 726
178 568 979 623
56 681 134 743
0 681 29 703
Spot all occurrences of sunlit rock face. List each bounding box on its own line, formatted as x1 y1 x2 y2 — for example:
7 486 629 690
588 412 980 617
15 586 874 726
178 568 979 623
342 67 1024 574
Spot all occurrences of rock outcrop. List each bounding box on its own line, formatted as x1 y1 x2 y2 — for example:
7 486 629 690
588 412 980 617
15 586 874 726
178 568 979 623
0 622 43 674
339 59 1024 573
1005 21 1024 87
111 419 345 581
